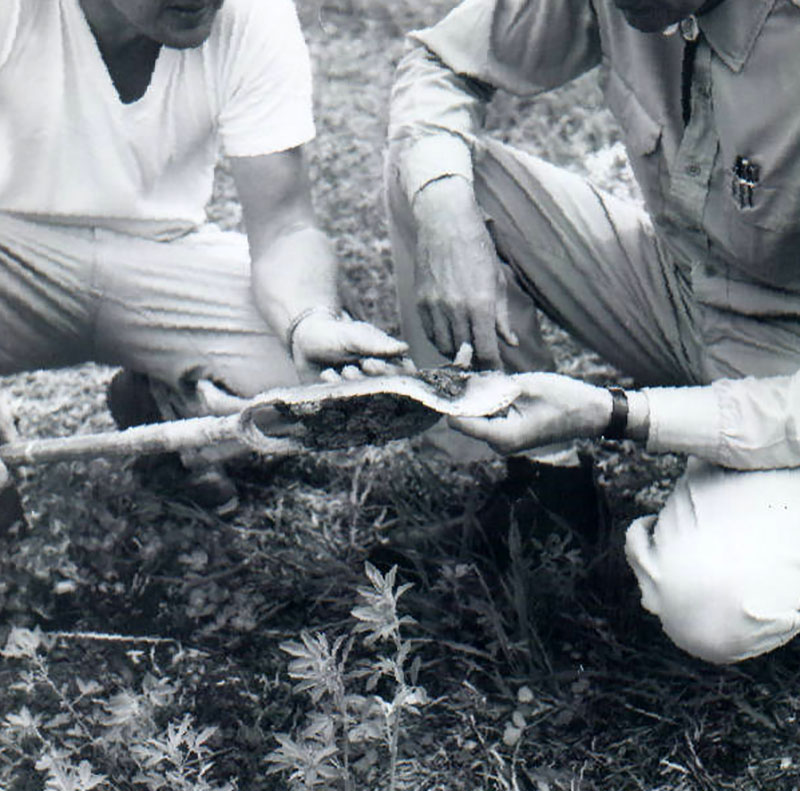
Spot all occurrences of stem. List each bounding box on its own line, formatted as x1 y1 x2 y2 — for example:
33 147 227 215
334 637 354 791
31 658 127 791
388 630 404 791
334 686 352 791
33 657 93 743
388 711 399 791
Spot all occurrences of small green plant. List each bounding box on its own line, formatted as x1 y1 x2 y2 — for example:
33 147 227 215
267 562 428 791
129 714 227 791
0 626 235 791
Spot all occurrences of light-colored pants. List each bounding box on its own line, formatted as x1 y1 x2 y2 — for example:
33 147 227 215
387 138 800 663
0 213 299 397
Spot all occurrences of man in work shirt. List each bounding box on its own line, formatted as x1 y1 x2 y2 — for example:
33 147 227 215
386 0 800 664
0 0 406 519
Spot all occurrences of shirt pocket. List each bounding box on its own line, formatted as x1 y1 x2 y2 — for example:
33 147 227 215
725 180 800 232
722 173 800 288
603 67 664 216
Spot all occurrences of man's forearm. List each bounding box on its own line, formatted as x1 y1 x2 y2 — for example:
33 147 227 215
251 224 340 345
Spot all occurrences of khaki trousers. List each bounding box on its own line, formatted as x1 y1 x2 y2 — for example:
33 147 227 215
387 138 800 663
0 213 299 396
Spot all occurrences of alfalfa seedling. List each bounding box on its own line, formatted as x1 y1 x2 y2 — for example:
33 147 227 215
268 562 429 791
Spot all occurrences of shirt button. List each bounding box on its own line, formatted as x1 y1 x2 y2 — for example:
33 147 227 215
685 162 701 177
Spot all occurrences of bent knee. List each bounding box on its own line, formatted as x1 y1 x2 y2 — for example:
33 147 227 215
649 564 791 665
626 512 800 665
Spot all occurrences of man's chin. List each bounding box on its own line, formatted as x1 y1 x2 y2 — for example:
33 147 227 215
621 9 681 32
162 29 214 48
159 2 222 48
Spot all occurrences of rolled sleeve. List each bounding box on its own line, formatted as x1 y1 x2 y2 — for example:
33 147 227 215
644 372 800 470
644 385 722 460
400 135 475 206
388 41 490 205
388 0 601 204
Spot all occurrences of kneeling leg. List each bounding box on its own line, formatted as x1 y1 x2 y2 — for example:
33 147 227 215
626 459 800 664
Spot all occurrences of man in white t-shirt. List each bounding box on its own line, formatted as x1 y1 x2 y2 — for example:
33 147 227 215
0 0 407 519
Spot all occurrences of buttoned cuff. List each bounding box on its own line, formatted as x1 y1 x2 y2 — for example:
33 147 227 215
400 134 474 206
643 386 722 460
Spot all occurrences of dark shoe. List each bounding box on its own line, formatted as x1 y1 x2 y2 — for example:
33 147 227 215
470 455 634 616
183 465 239 516
488 454 605 546
481 453 608 563
131 453 240 516
107 370 162 430
108 370 240 516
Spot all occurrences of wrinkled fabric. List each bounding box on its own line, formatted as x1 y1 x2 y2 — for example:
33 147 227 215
626 459 800 664
387 0 800 470
390 0 800 303
0 213 298 395
0 0 314 235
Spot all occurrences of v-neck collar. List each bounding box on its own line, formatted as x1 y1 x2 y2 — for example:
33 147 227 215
73 0 167 106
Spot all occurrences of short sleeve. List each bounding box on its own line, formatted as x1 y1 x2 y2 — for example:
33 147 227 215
0 0 21 71
217 0 315 158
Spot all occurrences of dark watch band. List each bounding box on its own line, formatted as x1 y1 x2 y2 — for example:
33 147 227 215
603 388 629 440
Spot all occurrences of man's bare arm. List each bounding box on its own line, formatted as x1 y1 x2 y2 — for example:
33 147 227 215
231 147 406 373
231 146 336 337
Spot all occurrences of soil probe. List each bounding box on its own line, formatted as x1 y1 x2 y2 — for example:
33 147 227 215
0 371 521 467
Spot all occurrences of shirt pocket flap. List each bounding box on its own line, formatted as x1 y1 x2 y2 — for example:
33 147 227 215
604 68 661 157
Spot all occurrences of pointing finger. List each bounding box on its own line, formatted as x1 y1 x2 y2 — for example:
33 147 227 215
430 308 455 358
469 307 502 370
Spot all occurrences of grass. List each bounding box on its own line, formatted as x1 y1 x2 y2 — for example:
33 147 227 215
2 1 800 789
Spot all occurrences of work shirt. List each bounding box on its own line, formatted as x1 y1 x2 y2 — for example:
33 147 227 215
0 0 315 238
388 0 800 470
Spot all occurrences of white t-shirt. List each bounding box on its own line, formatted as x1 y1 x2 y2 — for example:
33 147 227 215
0 0 315 237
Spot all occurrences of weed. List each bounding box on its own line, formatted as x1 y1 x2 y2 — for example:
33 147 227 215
0 626 235 791
268 562 429 791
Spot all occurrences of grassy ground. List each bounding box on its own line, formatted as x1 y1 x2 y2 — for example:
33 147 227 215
2 2 800 790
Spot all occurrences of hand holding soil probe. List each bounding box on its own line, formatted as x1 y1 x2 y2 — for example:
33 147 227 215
0 369 522 468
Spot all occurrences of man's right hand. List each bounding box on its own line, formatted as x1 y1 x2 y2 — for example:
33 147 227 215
412 175 518 369
290 312 408 379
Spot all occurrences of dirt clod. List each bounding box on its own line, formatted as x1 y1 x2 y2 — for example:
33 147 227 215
413 367 470 399
276 392 440 448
